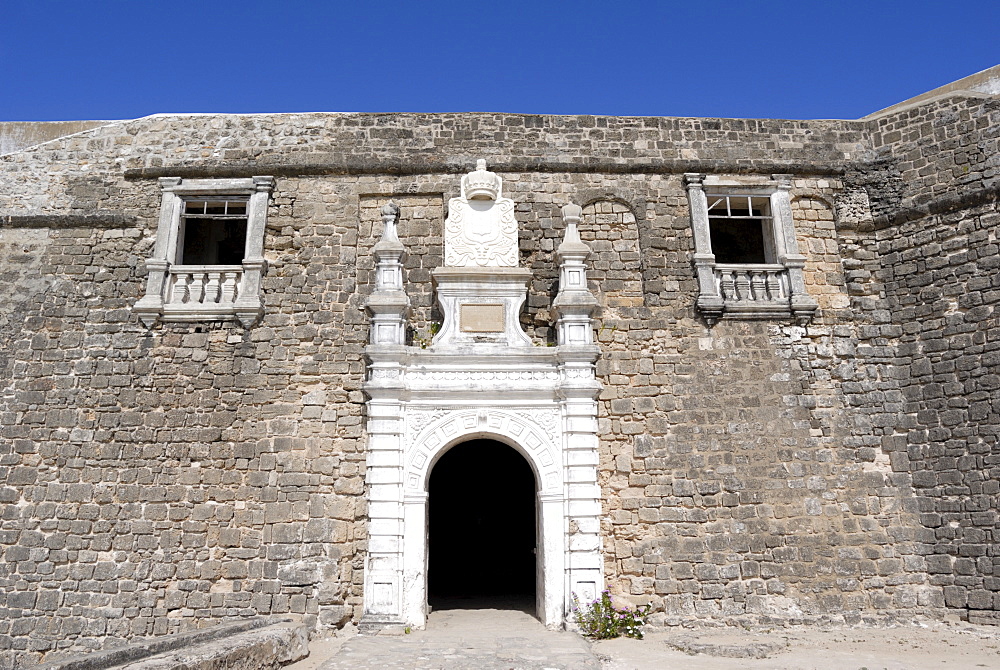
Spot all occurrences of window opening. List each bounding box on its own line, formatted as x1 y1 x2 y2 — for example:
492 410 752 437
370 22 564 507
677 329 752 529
178 199 249 265
706 194 772 264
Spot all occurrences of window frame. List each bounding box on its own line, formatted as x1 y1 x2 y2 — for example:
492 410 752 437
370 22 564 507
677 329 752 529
133 176 274 328
684 173 818 326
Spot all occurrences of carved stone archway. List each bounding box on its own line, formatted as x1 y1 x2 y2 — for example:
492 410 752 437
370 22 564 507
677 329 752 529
362 347 603 630
401 411 567 626
361 165 603 631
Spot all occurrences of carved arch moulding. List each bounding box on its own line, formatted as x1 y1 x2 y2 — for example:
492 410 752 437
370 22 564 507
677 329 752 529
405 407 563 494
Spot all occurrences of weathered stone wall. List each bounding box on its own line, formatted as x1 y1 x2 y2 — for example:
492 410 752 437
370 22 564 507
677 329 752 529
576 173 936 624
860 94 1000 624
869 95 999 215
874 200 1000 624
0 100 996 666
0 112 868 216
0 175 373 667
0 121 111 157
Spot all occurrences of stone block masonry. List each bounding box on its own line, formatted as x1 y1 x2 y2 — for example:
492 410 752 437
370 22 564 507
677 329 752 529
876 200 1000 622
1 80 998 666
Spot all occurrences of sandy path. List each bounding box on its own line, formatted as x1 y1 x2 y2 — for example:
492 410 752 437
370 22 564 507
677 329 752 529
286 618 1000 670
594 622 1000 670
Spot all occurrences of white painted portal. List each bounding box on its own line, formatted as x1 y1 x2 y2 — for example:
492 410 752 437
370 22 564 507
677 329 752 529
361 164 603 630
407 413 564 625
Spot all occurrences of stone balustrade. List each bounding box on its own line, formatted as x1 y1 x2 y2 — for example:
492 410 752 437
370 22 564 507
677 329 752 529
714 263 789 303
167 265 244 306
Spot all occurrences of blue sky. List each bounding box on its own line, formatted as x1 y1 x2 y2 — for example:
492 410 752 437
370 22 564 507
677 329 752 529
2 1 997 121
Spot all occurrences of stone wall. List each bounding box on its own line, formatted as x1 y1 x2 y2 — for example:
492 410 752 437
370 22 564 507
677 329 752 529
863 93 1000 624
0 112 868 216
0 176 373 666
0 121 110 157
0 98 996 666
868 94 1000 219
874 200 1000 623
580 173 936 623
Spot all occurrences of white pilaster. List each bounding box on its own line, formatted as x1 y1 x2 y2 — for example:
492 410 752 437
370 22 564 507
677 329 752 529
361 201 411 630
234 176 274 327
361 389 406 628
553 203 604 613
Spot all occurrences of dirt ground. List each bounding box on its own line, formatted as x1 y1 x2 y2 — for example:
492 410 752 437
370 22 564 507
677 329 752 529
594 620 1000 670
288 618 1000 670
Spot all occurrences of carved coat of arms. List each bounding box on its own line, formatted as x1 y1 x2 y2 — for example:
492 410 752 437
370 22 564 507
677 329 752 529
444 160 518 267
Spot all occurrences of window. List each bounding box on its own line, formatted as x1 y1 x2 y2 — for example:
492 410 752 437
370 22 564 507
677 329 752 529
178 199 249 265
706 194 772 264
133 176 274 327
684 173 817 326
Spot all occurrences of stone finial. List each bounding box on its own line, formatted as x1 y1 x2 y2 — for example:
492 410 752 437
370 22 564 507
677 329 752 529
561 204 584 246
562 203 582 222
367 199 409 345
557 203 590 257
461 158 501 201
378 201 401 246
381 201 400 218
553 202 598 346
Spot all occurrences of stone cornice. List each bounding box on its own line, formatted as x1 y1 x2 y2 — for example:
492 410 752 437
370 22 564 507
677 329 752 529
123 158 851 181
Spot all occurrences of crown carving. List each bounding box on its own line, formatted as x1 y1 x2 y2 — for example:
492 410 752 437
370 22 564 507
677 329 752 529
461 159 501 201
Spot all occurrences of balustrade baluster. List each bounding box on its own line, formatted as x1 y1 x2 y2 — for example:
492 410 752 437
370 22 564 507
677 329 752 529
720 271 736 300
171 273 190 303
188 273 206 304
204 272 222 304
714 266 792 302
750 271 766 300
766 271 782 300
220 272 237 303
164 267 244 309
735 270 751 300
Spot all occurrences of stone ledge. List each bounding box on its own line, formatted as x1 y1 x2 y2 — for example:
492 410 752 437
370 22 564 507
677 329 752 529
968 610 1000 626
871 187 1000 229
667 634 789 659
122 158 848 181
0 213 135 229
37 618 308 670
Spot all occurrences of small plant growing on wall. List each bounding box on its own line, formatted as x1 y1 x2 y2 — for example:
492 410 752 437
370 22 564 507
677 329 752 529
412 321 442 349
572 590 652 640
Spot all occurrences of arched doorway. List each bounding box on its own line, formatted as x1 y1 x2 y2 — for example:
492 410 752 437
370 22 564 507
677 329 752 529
427 439 537 612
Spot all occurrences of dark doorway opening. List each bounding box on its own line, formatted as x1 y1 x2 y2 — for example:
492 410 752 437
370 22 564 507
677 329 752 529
428 439 536 612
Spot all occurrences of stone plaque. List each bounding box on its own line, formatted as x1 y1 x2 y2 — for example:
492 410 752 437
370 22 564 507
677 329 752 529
460 304 504 332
